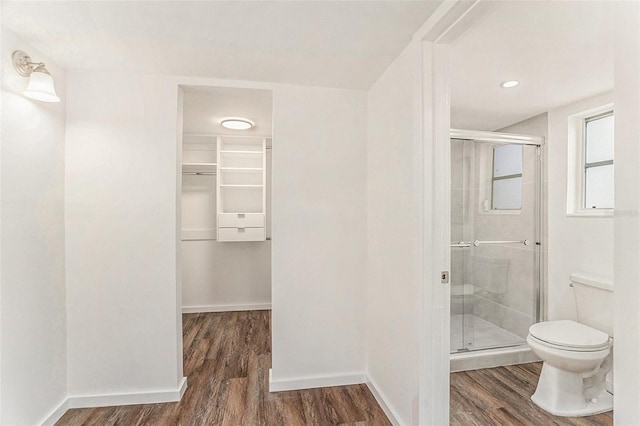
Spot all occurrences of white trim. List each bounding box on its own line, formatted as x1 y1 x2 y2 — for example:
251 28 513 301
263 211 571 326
365 375 402 426
39 398 70 426
268 369 365 392
413 0 489 43
419 41 451 426
567 210 613 218
566 103 614 215
182 303 271 313
178 376 189 399
184 133 272 139
68 377 187 409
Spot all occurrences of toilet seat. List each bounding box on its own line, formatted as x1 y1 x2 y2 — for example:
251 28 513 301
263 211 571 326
529 320 610 352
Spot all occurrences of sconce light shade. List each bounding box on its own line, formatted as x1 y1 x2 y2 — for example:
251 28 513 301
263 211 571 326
11 50 60 103
23 71 60 103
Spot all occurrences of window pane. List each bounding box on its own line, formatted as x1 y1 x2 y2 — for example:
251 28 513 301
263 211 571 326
586 114 614 164
585 164 614 209
492 177 522 210
493 145 522 177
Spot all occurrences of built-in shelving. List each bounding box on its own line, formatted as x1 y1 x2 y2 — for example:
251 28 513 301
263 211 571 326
217 136 266 242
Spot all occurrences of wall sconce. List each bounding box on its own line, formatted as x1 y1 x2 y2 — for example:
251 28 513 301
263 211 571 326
11 50 60 103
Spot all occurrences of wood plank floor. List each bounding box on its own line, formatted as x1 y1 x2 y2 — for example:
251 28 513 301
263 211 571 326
56 311 614 425
56 311 391 426
451 362 614 426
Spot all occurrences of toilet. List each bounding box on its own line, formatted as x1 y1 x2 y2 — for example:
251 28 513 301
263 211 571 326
526 273 613 417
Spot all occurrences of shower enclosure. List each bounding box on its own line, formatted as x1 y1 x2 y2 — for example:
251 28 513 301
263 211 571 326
450 130 542 357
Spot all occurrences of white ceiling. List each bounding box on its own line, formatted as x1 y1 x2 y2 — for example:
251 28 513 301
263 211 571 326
450 1 614 131
182 86 273 135
4 1 613 127
2 1 441 90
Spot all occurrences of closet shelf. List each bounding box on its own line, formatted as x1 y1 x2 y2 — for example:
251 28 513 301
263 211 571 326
182 163 217 173
219 150 263 155
219 167 263 172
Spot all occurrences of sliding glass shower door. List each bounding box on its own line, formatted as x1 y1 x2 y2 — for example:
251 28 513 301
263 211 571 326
450 137 541 353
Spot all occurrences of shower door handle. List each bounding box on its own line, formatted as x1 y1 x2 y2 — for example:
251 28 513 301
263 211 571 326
450 240 530 247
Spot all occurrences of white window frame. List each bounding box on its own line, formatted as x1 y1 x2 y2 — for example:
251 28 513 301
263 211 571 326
567 103 614 217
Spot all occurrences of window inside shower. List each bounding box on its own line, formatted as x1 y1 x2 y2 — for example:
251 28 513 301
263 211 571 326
450 137 541 353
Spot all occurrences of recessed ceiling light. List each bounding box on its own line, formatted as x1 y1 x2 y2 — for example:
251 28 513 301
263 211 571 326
501 80 520 88
221 118 254 130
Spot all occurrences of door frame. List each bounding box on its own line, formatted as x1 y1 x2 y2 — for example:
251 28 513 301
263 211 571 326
415 2 502 423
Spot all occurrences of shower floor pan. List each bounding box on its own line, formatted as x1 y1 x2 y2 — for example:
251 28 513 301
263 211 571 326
450 314 539 372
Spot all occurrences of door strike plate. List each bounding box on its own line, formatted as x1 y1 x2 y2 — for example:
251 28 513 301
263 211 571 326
441 271 449 284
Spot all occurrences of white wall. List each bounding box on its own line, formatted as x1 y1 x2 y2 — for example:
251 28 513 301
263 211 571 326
65 72 184 397
65 71 368 399
1 31 68 424
180 241 271 309
366 41 422 425
547 92 613 320
271 85 367 384
613 2 640 423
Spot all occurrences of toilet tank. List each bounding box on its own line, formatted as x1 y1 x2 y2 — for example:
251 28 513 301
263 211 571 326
570 272 614 336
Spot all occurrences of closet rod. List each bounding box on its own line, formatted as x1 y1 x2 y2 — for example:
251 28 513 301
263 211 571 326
182 172 216 175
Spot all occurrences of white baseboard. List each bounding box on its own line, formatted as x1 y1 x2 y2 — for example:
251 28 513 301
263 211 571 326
268 369 366 392
178 376 189 399
39 398 70 426
365 374 402 426
182 303 271 313
267 370 401 425
67 376 188 409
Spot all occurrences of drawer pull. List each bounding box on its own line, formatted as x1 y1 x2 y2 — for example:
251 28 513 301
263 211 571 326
238 214 245 218
238 228 245 233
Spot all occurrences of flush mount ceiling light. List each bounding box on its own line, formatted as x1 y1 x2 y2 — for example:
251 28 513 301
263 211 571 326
501 80 520 88
11 50 60 103
221 118 254 130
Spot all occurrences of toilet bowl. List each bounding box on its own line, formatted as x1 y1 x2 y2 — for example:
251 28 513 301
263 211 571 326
527 273 614 417
527 320 612 416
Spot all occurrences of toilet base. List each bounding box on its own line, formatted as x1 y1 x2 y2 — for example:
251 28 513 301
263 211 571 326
531 363 613 417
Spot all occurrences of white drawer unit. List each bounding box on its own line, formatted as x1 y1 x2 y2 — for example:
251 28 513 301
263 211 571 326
216 136 267 242
218 212 265 228
218 227 266 242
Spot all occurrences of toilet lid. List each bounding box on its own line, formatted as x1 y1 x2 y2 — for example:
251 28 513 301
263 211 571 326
529 320 610 350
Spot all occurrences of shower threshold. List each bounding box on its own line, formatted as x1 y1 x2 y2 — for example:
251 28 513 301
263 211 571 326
450 344 540 372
